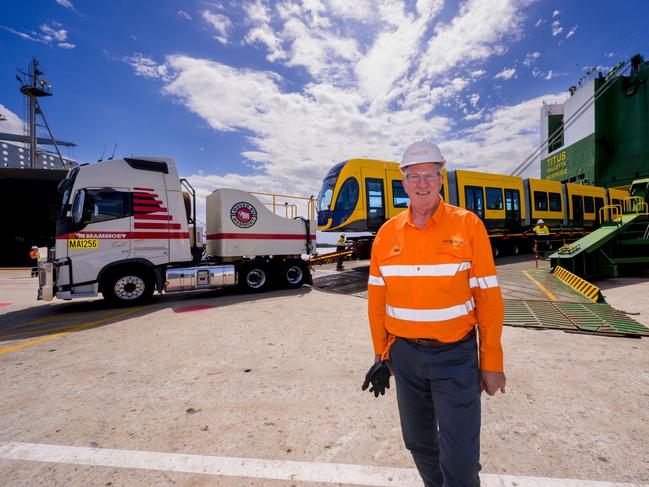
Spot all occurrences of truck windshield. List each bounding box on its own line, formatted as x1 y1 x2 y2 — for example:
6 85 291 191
317 161 346 211
58 167 79 215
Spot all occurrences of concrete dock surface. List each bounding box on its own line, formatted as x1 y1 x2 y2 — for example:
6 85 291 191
0 256 648 486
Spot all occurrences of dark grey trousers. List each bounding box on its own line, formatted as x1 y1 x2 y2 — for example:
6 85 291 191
390 336 482 487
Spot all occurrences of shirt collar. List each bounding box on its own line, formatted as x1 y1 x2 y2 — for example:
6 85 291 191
398 197 446 229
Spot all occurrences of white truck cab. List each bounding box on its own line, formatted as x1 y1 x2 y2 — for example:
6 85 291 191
39 157 315 305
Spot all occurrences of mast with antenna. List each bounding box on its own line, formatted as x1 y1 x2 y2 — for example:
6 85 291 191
16 58 68 169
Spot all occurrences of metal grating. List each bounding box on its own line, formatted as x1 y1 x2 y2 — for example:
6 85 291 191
504 299 649 337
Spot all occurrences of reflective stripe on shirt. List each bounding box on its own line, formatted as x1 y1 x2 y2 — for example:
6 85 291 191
379 262 471 277
469 275 499 289
368 275 385 286
386 298 475 322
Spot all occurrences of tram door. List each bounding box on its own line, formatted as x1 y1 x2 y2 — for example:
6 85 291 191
504 189 521 228
572 195 584 226
365 178 385 231
464 186 484 220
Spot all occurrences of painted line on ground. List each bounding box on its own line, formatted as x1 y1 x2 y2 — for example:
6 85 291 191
0 307 143 356
523 270 557 301
0 441 646 487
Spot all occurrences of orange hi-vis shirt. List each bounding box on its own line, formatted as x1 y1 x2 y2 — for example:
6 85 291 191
367 199 505 372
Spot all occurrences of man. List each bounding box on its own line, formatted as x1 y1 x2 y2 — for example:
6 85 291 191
336 233 346 271
365 141 506 487
29 245 39 278
532 219 550 258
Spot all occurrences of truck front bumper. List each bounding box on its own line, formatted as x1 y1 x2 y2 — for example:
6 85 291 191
37 262 54 301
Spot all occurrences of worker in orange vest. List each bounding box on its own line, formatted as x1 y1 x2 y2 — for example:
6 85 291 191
363 141 506 487
29 245 39 277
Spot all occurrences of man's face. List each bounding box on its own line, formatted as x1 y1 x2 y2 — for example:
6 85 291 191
403 162 443 212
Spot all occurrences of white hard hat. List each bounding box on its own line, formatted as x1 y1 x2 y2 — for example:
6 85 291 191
400 141 445 169
31 245 38 249
537 219 544 224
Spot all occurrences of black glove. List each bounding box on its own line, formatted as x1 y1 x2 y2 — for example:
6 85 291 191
361 360 391 397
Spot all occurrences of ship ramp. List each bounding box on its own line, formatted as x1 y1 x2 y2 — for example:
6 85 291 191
550 213 649 279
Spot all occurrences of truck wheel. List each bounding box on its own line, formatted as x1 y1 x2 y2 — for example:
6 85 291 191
281 260 307 289
102 269 154 306
238 264 270 292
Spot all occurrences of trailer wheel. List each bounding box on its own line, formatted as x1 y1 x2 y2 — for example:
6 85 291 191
102 269 154 306
491 243 500 258
510 242 520 256
280 260 307 289
239 264 270 292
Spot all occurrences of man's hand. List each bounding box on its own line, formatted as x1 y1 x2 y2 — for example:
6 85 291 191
362 360 391 397
480 370 506 396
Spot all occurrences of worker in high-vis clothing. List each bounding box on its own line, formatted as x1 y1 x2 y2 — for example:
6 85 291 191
29 245 39 278
363 141 505 487
336 233 346 271
532 219 550 258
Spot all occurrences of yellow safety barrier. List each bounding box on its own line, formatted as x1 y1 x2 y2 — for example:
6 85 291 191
308 249 353 265
623 196 649 215
552 266 604 303
598 204 622 224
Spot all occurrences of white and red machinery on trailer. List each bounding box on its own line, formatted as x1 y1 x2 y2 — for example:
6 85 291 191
38 157 316 305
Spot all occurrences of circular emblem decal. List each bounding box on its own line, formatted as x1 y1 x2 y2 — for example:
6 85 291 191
230 202 258 228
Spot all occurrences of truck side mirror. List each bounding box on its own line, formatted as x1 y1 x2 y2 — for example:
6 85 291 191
72 190 86 225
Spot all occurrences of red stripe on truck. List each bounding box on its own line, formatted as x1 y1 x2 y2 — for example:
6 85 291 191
134 206 167 213
207 233 316 240
56 231 189 239
133 187 155 191
133 198 163 205
134 222 181 230
133 192 159 198
134 214 173 220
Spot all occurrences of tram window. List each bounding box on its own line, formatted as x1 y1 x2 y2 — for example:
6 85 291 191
534 191 548 211
464 185 484 220
392 180 409 208
486 187 503 210
549 192 562 212
584 196 594 213
334 177 359 210
612 198 621 207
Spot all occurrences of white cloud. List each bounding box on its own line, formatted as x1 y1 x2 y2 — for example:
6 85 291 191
607 52 616 58
552 9 560 17
116 0 561 204
177 10 192 21
0 25 38 42
0 104 24 135
544 70 554 80
534 18 544 27
551 20 563 36
41 24 68 42
446 92 566 177
565 25 577 39
202 10 232 44
494 67 516 80
122 53 174 82
1 22 75 48
523 51 541 66
56 0 75 10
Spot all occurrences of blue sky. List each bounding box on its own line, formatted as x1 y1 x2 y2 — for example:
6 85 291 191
1 0 647 212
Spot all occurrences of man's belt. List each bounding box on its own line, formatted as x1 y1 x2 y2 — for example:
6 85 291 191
405 327 476 348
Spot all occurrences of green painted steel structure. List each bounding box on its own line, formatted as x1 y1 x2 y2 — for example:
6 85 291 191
541 54 649 188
